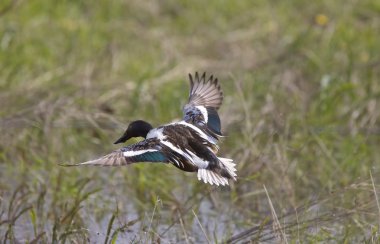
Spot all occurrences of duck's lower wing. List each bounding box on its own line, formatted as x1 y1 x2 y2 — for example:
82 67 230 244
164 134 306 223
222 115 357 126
60 139 168 167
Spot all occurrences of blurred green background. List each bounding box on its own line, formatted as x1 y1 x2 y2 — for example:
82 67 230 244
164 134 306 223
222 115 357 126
1 0 380 242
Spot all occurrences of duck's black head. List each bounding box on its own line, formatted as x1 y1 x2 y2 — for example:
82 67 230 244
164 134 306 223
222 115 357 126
114 120 153 144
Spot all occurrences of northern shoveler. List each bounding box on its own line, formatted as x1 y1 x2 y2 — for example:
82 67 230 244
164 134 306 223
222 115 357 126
66 72 236 186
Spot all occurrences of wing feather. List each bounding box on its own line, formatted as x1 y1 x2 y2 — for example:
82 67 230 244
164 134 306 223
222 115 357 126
186 72 223 109
61 139 168 167
183 72 223 136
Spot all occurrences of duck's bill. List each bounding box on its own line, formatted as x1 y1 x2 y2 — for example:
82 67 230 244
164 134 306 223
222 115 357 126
114 134 130 144
114 137 124 144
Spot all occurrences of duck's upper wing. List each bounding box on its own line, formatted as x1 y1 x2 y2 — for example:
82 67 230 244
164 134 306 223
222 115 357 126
183 72 223 136
62 138 168 167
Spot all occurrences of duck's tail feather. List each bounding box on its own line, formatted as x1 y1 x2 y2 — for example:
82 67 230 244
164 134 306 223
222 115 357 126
219 157 237 180
197 169 229 186
197 157 237 186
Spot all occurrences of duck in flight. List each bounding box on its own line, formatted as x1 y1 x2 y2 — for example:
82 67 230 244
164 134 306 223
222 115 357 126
65 72 236 186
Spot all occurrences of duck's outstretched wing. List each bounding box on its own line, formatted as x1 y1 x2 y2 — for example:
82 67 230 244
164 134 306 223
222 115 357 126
186 72 223 109
183 72 223 136
60 139 168 167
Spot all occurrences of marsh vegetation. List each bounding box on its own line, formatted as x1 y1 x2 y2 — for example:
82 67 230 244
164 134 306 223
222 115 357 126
1 0 380 242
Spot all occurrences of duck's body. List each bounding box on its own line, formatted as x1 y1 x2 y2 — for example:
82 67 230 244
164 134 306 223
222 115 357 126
67 72 236 186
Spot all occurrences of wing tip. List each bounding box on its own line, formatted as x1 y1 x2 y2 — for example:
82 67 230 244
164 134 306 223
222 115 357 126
58 160 102 167
58 162 78 167
201 72 206 83
187 72 224 109
188 73 194 90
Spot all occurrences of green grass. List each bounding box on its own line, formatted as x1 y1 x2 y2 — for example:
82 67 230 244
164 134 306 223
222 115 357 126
1 0 380 242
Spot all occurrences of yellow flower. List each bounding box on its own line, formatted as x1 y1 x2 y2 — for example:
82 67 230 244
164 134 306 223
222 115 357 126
315 14 329 27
